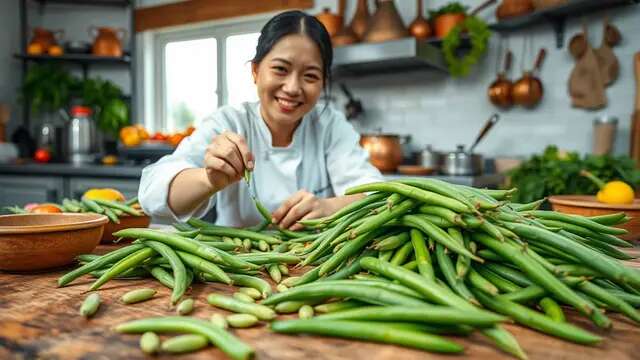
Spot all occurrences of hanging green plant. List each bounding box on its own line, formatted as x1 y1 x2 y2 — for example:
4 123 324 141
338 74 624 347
20 64 78 115
442 16 492 77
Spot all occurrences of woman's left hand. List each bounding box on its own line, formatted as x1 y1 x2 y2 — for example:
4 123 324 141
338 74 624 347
271 190 335 231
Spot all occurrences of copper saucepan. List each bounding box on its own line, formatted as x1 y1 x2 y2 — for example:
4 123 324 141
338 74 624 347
512 47 547 108
360 130 410 173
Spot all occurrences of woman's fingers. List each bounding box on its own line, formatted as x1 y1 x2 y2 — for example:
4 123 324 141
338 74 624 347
272 190 308 225
211 136 245 176
223 132 255 170
291 210 323 231
204 152 238 179
275 191 316 229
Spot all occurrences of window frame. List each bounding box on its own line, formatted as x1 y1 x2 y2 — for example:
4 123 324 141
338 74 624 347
143 17 267 132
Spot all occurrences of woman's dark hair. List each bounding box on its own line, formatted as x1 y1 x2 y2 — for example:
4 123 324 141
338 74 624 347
252 10 333 96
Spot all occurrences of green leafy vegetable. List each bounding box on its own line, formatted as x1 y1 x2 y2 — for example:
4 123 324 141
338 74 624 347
442 16 491 77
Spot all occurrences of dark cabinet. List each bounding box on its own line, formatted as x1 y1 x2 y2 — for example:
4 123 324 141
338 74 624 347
0 175 64 209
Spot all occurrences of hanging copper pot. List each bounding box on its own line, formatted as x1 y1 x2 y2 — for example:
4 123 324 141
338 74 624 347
332 0 358 47
409 0 431 40
512 48 547 108
316 7 343 37
488 49 514 108
349 0 371 41
363 0 409 43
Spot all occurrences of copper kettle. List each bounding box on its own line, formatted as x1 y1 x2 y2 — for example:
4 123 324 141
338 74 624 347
332 0 358 47
360 130 410 172
90 26 125 57
315 6 343 37
363 0 409 43
512 48 546 108
409 0 431 40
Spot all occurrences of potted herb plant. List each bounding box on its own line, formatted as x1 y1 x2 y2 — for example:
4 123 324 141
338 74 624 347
429 2 468 38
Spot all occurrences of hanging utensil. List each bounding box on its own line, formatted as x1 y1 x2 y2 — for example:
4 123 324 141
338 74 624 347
349 0 371 41
488 36 514 108
629 52 640 166
594 17 621 86
340 83 364 120
409 0 431 40
512 38 546 108
363 0 409 43
332 0 358 47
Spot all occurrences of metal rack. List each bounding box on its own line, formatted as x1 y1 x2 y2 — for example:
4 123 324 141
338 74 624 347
16 0 135 131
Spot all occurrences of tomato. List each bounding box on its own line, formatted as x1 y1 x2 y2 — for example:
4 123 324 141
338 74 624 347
34 148 51 163
167 133 185 147
30 204 63 214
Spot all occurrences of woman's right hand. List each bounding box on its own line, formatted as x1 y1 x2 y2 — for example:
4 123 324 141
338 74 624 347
204 131 254 192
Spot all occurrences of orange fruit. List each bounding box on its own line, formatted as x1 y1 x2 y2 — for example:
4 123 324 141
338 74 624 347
27 43 44 55
167 133 185 147
48 45 64 56
30 204 63 214
135 124 150 140
83 188 126 202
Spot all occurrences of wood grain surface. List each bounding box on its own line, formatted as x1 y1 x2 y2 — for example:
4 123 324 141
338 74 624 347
1 244 640 360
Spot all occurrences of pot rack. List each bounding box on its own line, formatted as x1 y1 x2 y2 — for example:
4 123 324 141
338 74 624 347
489 0 639 48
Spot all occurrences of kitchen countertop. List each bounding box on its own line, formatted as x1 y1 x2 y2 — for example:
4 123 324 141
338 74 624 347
0 161 504 187
1 244 639 360
0 162 145 178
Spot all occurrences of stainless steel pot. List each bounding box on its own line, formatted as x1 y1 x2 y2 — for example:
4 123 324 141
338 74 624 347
441 114 500 176
419 145 443 170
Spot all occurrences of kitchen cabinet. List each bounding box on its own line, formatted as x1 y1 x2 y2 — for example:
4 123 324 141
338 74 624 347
0 175 64 209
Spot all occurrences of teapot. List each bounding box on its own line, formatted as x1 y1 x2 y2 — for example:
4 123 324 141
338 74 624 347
90 26 126 57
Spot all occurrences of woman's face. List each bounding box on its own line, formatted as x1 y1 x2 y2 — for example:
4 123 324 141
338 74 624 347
252 34 324 131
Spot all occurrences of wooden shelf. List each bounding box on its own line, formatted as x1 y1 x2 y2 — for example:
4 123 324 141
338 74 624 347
15 53 131 65
32 0 131 7
489 0 639 48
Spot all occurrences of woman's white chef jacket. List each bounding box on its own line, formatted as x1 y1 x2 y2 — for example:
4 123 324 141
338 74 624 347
138 101 383 227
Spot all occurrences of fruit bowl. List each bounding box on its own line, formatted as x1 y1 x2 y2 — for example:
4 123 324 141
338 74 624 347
0 213 108 271
548 195 640 241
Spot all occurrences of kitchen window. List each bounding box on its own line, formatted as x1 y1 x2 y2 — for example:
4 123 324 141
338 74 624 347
145 19 264 133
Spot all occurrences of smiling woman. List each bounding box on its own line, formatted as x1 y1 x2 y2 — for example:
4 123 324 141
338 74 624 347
138 10 383 229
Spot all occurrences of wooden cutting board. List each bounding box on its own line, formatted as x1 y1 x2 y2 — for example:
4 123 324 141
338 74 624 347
1 244 640 360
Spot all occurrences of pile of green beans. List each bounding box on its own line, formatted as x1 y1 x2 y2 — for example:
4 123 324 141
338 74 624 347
4 196 142 224
60 179 640 359
265 179 640 359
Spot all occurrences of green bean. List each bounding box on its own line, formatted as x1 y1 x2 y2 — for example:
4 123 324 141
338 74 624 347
239 287 262 300
400 214 482 262
81 197 104 214
393 178 478 212
315 305 506 326
198 241 241 252
235 253 300 265
435 243 476 303
80 292 101 318
475 265 521 293
537 219 632 249
473 233 610 329
511 199 545 212
89 247 156 291
477 249 503 262
324 250 376 282
479 188 518 200
140 331 160 354
539 297 565 322
274 300 305 313
390 241 414 266
233 292 255 303
410 229 434 280
262 282 426 307
161 334 208 353
103 207 120 224
271 319 463 353
59 244 146 286
378 250 393 262
115 228 258 270
555 264 600 278
301 192 387 227
588 212 627 225
314 300 365 313
210 313 228 329
148 266 175 289
346 198 416 240
373 232 410 251
200 226 281 245
267 263 282 283
609 290 640 307
116 316 254 360
276 284 288 292
329 279 423 299
485 263 533 287
177 298 195 315
89 266 148 279
502 222 640 288
194 234 221 242
62 198 81 212
141 240 187 304
125 196 139 206
207 294 276 321
418 205 465 226
122 288 156 304
467 267 499 295
472 289 601 345
523 210 628 236
228 274 272 299
227 314 259 328
91 198 142 216
298 304 314 319
318 227 387 277
577 281 640 323
176 250 231 285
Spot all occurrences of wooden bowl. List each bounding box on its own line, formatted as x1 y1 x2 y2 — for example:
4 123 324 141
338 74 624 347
0 213 108 272
397 165 435 176
548 195 640 241
101 214 151 243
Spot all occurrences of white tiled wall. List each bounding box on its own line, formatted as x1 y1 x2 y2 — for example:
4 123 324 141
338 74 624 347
314 1 640 158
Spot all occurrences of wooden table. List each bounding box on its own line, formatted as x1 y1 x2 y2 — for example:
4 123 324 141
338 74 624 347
1 244 640 360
